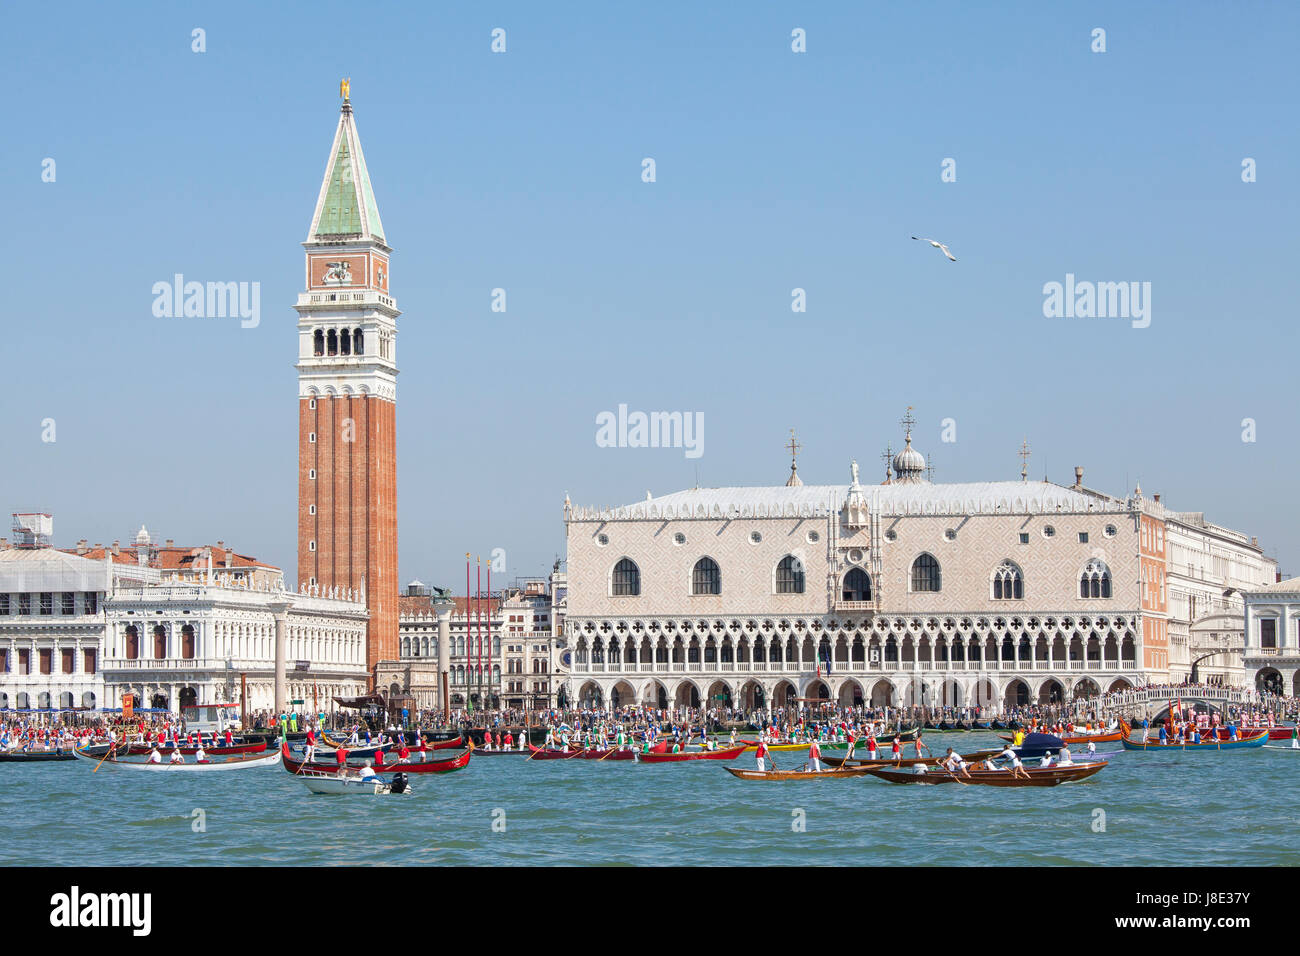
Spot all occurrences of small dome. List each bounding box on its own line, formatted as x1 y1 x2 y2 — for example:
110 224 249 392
407 578 424 589
134 524 151 546
892 439 926 481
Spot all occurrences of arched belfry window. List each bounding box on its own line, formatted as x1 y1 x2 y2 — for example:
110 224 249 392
354 329 364 354
1080 559 1112 598
776 555 805 594
692 557 721 595
340 328 351 355
992 560 1024 600
313 329 325 356
910 553 941 592
842 567 871 601
612 558 641 597
326 329 338 356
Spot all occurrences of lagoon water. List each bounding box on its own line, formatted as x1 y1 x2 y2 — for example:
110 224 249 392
4 733 1296 867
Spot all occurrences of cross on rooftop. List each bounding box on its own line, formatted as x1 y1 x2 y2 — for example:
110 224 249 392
785 429 801 465
900 406 916 440
1019 439 1031 482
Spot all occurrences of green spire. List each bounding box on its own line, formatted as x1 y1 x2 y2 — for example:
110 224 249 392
309 104 386 243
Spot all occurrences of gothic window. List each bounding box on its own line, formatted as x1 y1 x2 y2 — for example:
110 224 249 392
842 567 872 601
910 554 941 592
776 555 806 594
313 329 324 356
612 558 641 596
692 557 721 595
1080 559 1112 599
992 561 1024 600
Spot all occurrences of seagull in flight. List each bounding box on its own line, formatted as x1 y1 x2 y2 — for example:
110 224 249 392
911 236 957 262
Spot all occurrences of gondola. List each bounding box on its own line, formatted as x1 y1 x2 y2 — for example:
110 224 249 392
280 742 472 774
822 748 1001 769
527 745 583 760
73 745 282 771
125 741 267 757
725 765 875 781
0 749 77 762
636 745 747 763
1120 731 1267 752
469 746 529 756
866 761 1107 787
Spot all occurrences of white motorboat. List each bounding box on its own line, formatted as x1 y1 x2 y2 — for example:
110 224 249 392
295 769 414 795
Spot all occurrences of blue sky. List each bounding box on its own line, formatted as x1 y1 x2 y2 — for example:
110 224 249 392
3 1 1297 587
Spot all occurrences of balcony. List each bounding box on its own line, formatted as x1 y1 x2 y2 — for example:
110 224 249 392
833 600 874 613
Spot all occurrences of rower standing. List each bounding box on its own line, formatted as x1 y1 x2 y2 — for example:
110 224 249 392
755 740 769 773
913 731 931 759
808 738 822 773
890 736 902 762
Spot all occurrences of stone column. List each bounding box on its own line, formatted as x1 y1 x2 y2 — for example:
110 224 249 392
269 600 291 714
435 598 454 715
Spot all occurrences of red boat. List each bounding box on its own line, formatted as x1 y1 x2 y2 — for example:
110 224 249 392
636 745 747 764
527 745 583 760
126 741 267 757
280 742 471 774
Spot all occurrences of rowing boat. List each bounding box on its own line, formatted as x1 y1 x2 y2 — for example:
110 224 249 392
822 748 1000 769
0 750 77 763
866 761 1106 787
125 741 267 757
637 745 747 764
1121 731 1268 752
280 742 472 774
999 729 1125 745
73 745 282 771
725 765 875 780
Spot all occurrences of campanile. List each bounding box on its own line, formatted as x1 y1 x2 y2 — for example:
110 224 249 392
295 82 399 680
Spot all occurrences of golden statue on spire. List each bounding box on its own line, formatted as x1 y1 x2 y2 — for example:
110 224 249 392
340 77 351 101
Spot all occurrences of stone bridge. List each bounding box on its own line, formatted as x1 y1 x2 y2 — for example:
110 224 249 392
1094 686 1253 722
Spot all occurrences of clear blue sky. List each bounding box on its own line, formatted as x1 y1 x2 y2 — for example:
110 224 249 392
4 2 1297 587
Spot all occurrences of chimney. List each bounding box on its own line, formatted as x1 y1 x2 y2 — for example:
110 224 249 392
1074 466 1083 490
224 551 232 568
165 538 174 549
111 540 120 556
1153 493 1161 504
0 537 7 549
93 542 102 553
77 539 88 555
217 540 224 551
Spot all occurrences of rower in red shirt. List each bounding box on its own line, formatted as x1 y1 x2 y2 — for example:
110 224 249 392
755 739 770 772
891 736 902 761
808 738 822 772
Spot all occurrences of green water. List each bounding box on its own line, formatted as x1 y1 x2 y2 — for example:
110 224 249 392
5 733 1296 866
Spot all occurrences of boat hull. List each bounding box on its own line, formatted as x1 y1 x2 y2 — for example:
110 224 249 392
637 745 747 763
280 742 471 774
1121 731 1268 751
0 750 77 762
126 741 267 757
74 746 282 771
867 761 1106 786
726 766 874 780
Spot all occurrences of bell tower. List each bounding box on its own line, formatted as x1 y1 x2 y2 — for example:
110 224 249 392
295 81 399 680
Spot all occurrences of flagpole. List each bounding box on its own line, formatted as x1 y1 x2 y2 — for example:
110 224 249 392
465 553 471 718
476 556 482 719
487 561 492 714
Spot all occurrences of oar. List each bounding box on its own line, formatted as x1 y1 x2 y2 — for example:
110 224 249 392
92 737 121 773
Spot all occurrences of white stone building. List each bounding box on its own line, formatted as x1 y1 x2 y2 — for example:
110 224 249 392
562 424 1277 713
1243 577 1300 696
0 518 370 720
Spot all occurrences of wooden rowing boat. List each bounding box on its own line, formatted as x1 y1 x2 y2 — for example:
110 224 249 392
0 749 77 763
125 741 267 757
1121 731 1268 752
637 745 747 764
822 748 1000 769
725 765 874 780
866 761 1107 787
73 745 282 771
280 742 472 774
